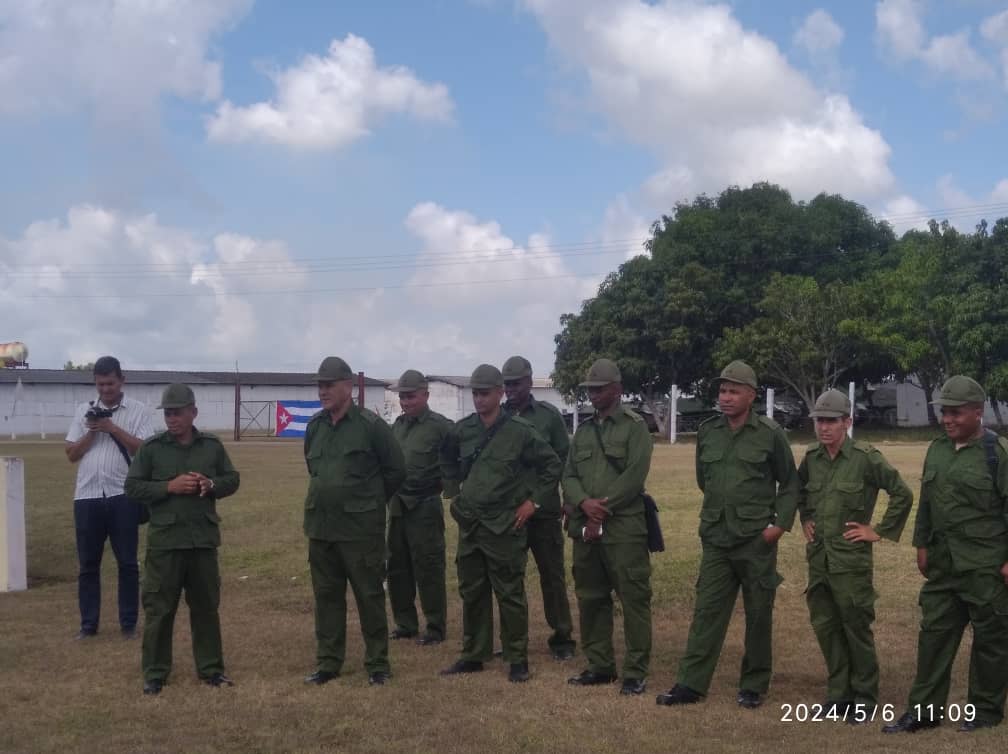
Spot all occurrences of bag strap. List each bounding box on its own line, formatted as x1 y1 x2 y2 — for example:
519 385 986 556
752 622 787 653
461 411 508 481
109 433 133 469
591 419 624 474
983 429 1000 481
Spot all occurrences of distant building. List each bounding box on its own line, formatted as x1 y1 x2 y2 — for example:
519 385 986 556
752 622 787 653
0 369 387 438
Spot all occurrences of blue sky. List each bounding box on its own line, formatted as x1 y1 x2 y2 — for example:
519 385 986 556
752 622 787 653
2 0 1007 376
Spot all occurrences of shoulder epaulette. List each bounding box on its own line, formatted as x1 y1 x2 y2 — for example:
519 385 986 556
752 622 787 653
805 440 822 452
852 439 874 454
199 431 221 441
623 406 646 423
537 400 563 416
308 409 327 424
143 431 169 446
758 414 782 431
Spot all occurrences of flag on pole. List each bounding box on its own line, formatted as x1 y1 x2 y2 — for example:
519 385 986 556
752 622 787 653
276 400 321 437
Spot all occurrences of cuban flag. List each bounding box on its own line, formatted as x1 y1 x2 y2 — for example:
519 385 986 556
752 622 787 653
276 400 321 437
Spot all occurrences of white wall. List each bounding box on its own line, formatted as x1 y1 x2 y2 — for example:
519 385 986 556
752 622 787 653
0 382 390 437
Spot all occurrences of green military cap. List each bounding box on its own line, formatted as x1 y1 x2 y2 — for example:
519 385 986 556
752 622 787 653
470 363 504 389
316 356 353 382
810 388 851 418
157 383 195 409
392 369 428 392
501 355 533 380
930 375 986 406
579 358 621 387
714 360 758 390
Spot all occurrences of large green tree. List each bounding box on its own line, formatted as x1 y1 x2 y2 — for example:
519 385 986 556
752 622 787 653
554 183 899 424
716 275 867 410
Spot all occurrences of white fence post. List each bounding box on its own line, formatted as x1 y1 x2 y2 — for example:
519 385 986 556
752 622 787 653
848 381 856 439
766 387 775 422
668 384 679 444
1 457 27 592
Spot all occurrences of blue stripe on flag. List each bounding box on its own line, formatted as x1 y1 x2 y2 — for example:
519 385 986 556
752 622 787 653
276 400 321 437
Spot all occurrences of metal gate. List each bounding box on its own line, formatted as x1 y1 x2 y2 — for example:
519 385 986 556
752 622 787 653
238 400 275 438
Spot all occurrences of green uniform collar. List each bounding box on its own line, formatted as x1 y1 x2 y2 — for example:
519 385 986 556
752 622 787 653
160 426 207 447
403 406 432 425
505 395 540 416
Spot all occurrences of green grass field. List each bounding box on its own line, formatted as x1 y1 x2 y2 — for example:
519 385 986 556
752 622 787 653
1 439 1005 753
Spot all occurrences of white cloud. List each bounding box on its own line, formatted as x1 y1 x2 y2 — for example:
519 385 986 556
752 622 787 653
600 197 652 259
981 9 1008 46
0 0 249 118
931 175 1008 231
401 202 598 369
875 0 927 60
0 202 600 375
879 194 930 234
795 9 845 56
524 0 895 212
207 34 454 149
875 0 994 80
0 205 344 370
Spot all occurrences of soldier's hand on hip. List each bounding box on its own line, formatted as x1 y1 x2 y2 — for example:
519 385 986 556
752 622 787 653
513 500 537 530
842 522 880 543
916 547 928 578
579 497 609 524
802 520 816 543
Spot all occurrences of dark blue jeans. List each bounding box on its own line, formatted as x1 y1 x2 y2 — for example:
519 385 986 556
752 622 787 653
74 495 142 633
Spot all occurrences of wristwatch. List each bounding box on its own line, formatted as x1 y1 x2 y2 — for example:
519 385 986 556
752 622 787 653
532 502 541 510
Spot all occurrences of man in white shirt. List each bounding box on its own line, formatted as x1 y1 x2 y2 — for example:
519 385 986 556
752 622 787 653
65 356 155 639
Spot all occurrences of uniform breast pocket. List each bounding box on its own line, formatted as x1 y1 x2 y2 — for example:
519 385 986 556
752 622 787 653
151 460 178 481
736 446 769 480
835 480 865 508
957 472 995 509
342 446 374 478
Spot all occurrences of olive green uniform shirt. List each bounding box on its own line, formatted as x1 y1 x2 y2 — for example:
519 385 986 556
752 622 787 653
913 433 1008 571
303 404 406 542
126 429 240 550
441 412 562 536
695 410 799 548
390 406 453 517
562 406 653 544
505 396 570 517
798 438 913 573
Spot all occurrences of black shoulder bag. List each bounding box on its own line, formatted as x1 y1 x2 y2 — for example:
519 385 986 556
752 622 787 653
591 422 664 553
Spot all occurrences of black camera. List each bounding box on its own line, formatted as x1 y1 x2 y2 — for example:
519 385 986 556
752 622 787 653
85 401 115 421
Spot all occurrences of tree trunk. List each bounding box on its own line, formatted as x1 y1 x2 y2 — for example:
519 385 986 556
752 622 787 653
920 377 939 426
990 398 1004 428
640 388 668 437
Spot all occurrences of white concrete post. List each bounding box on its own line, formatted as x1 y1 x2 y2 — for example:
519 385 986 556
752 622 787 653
40 405 46 440
766 387 775 422
848 381 856 439
572 400 580 433
1 457 27 592
668 384 679 444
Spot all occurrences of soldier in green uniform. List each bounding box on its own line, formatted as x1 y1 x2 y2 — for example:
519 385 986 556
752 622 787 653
564 358 654 696
439 364 562 683
302 357 406 687
387 369 453 646
884 376 1008 734
502 355 575 661
125 384 240 696
657 360 799 709
798 389 913 717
